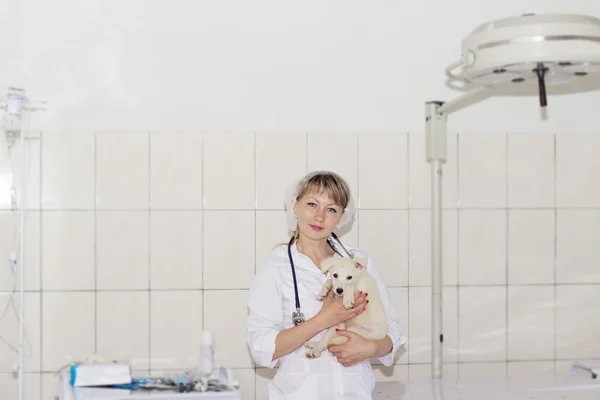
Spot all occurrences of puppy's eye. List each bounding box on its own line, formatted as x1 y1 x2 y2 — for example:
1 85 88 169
346 276 352 280
333 273 338 278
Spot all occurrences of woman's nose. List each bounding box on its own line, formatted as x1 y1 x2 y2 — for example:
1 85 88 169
314 209 325 221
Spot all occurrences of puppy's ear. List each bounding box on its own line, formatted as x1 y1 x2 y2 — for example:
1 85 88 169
353 257 367 270
320 257 337 274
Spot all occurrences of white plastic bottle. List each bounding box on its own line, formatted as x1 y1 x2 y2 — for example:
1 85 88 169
200 331 214 378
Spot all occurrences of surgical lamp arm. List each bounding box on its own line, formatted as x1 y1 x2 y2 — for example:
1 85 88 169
436 86 493 116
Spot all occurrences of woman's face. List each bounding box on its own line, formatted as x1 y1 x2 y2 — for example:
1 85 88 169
293 190 344 241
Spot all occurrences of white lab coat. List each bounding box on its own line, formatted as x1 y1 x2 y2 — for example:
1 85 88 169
247 240 406 400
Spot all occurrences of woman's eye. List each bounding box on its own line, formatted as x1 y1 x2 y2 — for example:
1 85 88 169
328 208 337 213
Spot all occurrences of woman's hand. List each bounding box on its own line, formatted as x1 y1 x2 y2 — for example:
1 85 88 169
315 288 368 328
328 330 377 367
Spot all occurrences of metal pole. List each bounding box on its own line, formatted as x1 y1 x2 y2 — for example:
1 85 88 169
425 101 447 379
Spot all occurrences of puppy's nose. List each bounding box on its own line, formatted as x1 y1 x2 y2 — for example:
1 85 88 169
336 288 343 294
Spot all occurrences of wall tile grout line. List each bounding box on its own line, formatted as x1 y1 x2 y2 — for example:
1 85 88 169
1 281 593 292
2 281 595 296
505 132 509 376
553 133 558 366
148 131 152 375
0 281 593 294
356 132 360 245
11 206 600 212
454 133 460 372
14 359 583 384
94 132 98 357
254 131 258 277
201 135 205 339
406 132 411 370
253 131 258 392
456 132 461 373
39 130 44 393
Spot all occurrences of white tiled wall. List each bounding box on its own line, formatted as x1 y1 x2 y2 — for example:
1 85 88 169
1 131 600 399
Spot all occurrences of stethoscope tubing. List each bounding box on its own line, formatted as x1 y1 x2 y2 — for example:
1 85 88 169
287 232 353 325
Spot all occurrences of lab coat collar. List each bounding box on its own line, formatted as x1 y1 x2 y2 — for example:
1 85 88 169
288 238 348 275
289 241 326 275
284 237 357 298
286 241 330 298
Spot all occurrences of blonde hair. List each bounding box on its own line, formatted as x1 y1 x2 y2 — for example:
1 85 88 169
274 171 351 249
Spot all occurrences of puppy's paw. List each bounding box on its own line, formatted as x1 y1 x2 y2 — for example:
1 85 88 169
343 299 355 309
306 349 322 359
316 292 327 301
304 341 317 349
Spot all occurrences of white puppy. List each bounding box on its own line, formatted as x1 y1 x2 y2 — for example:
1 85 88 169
305 256 388 359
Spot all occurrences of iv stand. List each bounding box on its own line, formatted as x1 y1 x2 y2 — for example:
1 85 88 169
1 87 45 400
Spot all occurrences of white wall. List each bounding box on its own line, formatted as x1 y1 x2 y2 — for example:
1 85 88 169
1 130 600 400
1 0 600 134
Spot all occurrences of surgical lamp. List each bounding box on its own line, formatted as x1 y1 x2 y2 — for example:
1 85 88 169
426 13 600 380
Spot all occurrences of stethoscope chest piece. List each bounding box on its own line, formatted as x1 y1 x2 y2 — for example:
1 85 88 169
292 308 305 326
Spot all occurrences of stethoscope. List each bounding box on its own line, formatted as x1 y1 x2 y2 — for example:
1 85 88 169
287 231 354 326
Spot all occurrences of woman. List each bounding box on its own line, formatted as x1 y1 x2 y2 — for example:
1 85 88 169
247 170 405 399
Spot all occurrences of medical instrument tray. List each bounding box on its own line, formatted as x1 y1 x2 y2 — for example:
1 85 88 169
57 373 242 400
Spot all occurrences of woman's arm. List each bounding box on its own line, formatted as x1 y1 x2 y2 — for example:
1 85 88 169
271 315 329 361
272 288 369 361
247 264 287 368
329 330 393 367
372 335 393 358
